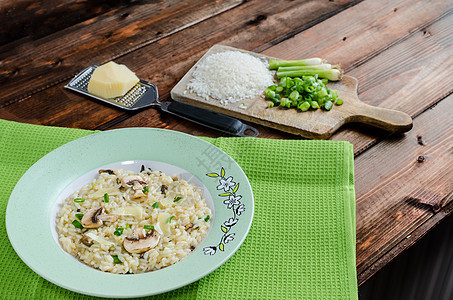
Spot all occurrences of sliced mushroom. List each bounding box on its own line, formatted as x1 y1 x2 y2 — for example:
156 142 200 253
81 207 118 228
133 190 147 199
121 175 147 190
99 169 115 175
98 214 119 222
123 229 160 254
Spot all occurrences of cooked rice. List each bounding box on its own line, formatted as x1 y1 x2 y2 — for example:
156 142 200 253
56 168 211 274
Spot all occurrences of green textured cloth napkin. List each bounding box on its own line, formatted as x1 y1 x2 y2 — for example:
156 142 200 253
0 119 357 299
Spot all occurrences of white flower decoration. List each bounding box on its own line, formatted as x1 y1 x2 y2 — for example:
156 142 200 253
236 203 246 216
224 194 242 209
203 247 216 255
224 218 238 227
224 233 235 243
217 176 235 192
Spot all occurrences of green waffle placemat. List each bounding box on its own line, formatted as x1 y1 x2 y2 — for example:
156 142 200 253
0 119 357 299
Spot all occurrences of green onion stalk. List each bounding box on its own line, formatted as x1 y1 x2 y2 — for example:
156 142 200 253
269 58 326 69
277 64 339 71
269 58 343 81
277 68 343 81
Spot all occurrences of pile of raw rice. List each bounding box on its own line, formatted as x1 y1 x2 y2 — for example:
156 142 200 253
187 51 274 105
56 168 211 274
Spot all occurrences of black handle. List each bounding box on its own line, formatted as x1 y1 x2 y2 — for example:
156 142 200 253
159 101 258 137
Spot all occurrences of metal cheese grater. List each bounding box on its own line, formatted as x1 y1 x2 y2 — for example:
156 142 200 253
65 65 158 110
65 65 259 137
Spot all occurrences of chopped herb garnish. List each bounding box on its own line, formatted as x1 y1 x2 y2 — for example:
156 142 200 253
152 202 159 209
72 220 83 229
204 215 210 222
74 198 85 203
112 255 122 264
174 197 182 202
125 223 130 229
144 225 154 230
143 186 149 194
75 213 83 220
91 184 96 189
104 193 109 203
167 216 175 224
114 228 124 236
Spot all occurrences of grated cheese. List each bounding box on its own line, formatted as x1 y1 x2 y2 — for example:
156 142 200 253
187 51 274 103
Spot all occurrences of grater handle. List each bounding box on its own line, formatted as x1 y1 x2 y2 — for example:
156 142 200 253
159 101 259 137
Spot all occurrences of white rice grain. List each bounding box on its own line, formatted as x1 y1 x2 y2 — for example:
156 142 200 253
187 51 274 103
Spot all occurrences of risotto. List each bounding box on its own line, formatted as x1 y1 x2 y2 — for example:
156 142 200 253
56 167 211 274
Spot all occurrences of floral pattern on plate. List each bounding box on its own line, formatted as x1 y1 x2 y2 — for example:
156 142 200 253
204 167 246 255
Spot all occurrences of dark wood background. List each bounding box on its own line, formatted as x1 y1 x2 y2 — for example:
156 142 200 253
1 0 452 285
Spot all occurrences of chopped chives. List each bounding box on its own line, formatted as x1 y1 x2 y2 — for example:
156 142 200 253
323 100 333 111
265 71 343 112
204 215 210 222
125 223 130 229
144 225 154 230
114 228 124 236
75 213 83 220
104 193 109 203
152 202 159 209
112 255 122 264
74 198 85 203
143 186 149 194
174 197 182 202
72 220 83 229
167 216 175 224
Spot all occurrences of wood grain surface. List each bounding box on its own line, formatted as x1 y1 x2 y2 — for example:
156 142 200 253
0 0 243 105
1 0 452 286
0 0 136 46
355 94 453 283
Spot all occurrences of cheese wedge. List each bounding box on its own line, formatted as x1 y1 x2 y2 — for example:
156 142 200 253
87 61 139 98
157 212 172 236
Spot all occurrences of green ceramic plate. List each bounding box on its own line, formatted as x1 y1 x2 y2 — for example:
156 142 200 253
6 128 254 298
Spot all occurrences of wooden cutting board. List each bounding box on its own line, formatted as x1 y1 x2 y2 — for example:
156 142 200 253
171 44 412 139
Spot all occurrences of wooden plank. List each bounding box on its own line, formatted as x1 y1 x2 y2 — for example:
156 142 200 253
354 95 453 283
261 0 453 70
0 0 128 47
330 11 453 154
0 0 242 106
0 0 362 130
358 188 453 285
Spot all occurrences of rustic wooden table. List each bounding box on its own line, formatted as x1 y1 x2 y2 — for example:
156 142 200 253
1 0 452 286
